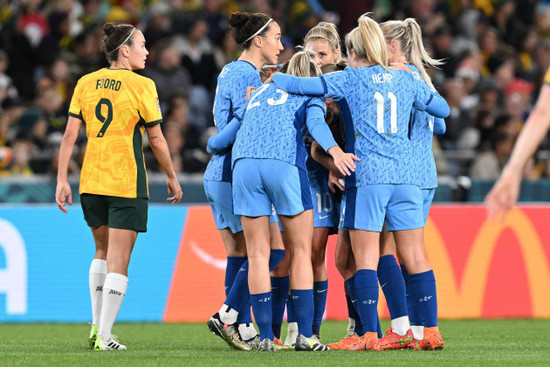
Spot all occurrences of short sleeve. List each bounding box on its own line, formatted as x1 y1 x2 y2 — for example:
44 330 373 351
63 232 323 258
139 78 163 127
545 68 550 85
68 78 83 120
319 68 352 101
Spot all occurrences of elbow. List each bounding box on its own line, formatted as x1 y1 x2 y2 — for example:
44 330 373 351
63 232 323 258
61 129 78 145
441 103 450 118
149 137 167 151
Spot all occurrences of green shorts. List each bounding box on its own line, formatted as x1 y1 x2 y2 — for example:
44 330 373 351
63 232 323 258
81 193 148 232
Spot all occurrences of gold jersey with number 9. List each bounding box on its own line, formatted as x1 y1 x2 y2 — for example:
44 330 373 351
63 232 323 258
68 68 162 199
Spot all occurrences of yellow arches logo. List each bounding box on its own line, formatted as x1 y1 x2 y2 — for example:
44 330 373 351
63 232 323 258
424 208 550 318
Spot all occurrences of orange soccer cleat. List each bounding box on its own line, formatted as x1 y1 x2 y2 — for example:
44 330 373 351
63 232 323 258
327 334 360 350
410 327 445 350
376 328 413 350
345 332 379 351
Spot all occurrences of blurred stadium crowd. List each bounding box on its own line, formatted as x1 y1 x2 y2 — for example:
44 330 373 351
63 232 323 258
1 0 550 183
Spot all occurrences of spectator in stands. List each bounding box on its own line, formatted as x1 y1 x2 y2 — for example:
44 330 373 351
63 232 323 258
37 10 71 67
64 30 102 82
164 122 185 173
0 49 19 106
441 77 470 147
541 157 550 179
477 77 503 114
0 0 546 188
457 108 496 151
213 30 239 71
470 130 515 180
504 78 534 122
142 37 192 112
143 1 175 50
38 56 73 108
202 0 229 43
10 136 34 176
177 16 219 91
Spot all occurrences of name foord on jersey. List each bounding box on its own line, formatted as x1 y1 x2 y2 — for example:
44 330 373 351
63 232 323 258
371 72 393 84
96 78 121 91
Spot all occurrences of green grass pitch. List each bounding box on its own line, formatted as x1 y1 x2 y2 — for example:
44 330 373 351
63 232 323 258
1 319 549 366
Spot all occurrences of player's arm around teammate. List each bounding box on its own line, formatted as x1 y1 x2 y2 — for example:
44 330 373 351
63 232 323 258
231 52 357 351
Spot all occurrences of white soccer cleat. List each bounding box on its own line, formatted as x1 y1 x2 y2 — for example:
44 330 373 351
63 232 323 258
93 334 127 351
294 334 330 351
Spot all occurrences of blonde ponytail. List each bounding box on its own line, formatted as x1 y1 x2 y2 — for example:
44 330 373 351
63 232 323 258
381 18 443 90
345 14 388 70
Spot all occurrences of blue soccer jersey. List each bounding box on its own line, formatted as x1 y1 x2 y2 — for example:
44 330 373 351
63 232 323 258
273 65 449 187
204 60 262 182
232 83 337 171
406 64 441 190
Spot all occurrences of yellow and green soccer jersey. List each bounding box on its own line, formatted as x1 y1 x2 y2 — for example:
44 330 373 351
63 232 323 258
69 68 162 198
545 68 550 84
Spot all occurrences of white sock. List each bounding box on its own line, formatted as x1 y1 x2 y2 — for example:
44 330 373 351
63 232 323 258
89 259 107 326
238 323 257 341
391 316 411 336
347 318 356 336
287 321 298 332
411 325 424 340
98 273 128 341
219 304 239 324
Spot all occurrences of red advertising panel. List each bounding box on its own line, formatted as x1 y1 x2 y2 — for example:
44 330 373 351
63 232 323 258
165 205 550 321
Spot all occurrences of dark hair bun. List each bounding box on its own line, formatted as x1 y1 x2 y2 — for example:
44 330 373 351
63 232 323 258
229 12 250 29
103 23 116 36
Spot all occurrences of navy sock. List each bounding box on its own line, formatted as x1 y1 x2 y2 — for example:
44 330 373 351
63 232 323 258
312 280 328 337
224 260 252 323
401 265 420 327
271 276 289 339
225 250 285 324
353 269 379 333
378 255 408 320
225 256 247 296
286 295 296 323
408 270 438 328
250 292 274 341
291 289 314 338
345 276 363 336
345 293 358 321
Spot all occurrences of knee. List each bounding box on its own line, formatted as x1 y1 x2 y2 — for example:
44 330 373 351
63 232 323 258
311 249 326 269
335 253 348 276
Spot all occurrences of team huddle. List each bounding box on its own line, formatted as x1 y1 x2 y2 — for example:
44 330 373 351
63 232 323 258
204 11 449 352
56 9 449 352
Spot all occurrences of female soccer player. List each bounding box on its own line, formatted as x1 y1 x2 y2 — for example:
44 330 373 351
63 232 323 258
203 12 284 349
272 14 449 350
271 21 344 346
55 23 182 351
374 18 446 350
232 51 358 351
